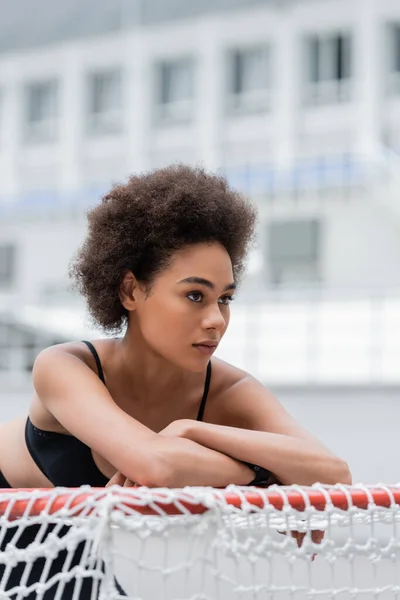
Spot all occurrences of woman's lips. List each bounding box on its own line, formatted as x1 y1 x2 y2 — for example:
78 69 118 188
192 343 218 356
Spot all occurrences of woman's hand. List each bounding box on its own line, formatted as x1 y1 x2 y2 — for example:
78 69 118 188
105 421 191 488
105 421 196 488
106 470 137 488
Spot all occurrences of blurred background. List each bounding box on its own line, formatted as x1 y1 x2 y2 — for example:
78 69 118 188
0 0 399 484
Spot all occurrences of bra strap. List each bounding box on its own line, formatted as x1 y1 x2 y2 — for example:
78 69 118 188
196 362 212 422
82 341 106 384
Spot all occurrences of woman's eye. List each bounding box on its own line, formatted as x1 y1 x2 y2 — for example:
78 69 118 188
218 295 235 305
187 292 235 304
188 291 203 303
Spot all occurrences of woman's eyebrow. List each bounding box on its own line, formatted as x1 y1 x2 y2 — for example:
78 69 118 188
177 276 236 292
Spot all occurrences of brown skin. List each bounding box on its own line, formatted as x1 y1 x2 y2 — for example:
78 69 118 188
0 242 351 494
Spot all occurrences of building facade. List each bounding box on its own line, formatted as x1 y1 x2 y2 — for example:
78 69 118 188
1 0 400 385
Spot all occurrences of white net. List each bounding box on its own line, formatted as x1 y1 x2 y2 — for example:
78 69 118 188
0 483 399 600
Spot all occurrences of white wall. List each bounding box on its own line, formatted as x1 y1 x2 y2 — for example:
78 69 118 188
277 387 400 485
324 203 400 289
257 199 400 290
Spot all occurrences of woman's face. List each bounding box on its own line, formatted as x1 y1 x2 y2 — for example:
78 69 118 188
132 242 235 371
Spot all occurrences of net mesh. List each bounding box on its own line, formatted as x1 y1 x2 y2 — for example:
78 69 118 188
0 483 399 599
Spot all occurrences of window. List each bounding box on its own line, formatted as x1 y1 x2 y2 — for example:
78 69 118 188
227 46 271 113
0 245 16 288
87 69 123 136
0 90 3 143
268 220 321 287
24 80 58 143
387 24 400 95
155 58 195 125
304 33 352 105
392 25 400 73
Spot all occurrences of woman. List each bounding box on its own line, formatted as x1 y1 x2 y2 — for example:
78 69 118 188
0 165 351 597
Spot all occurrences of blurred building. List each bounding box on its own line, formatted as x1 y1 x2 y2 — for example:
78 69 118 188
1 0 400 386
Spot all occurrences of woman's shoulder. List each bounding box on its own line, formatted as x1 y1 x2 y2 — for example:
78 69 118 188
207 357 253 421
210 357 248 391
34 338 118 380
28 339 117 436
208 358 277 428
30 341 105 409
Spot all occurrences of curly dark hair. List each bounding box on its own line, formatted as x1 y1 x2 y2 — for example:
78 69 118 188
70 164 257 332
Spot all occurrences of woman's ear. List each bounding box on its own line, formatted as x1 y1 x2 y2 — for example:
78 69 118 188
119 270 138 311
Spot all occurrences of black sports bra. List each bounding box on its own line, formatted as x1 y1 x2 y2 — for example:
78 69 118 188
25 340 272 487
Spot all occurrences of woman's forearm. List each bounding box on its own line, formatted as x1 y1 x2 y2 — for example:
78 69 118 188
143 436 254 488
185 422 351 486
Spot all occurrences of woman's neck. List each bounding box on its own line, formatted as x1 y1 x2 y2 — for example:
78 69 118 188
109 325 200 405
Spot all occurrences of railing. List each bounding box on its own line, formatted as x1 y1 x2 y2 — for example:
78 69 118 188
224 153 382 201
0 152 392 221
0 186 107 220
303 79 352 106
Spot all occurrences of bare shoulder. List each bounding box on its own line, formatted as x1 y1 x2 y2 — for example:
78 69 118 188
34 338 116 378
207 357 260 426
210 358 331 449
210 357 292 429
209 357 248 395
30 339 117 431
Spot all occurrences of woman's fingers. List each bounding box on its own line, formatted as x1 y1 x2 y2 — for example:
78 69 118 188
106 471 137 487
123 478 136 487
106 471 126 487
